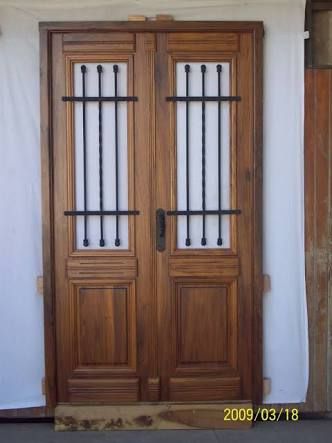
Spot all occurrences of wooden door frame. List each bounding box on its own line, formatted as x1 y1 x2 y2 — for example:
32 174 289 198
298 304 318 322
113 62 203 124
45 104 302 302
40 20 263 409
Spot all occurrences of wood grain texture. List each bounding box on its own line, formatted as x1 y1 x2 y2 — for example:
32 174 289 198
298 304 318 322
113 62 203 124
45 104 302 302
169 377 241 401
177 286 228 364
40 22 263 409
63 32 135 53
77 287 128 365
67 257 137 279
133 33 158 400
71 280 137 374
169 257 240 278
55 403 252 430
40 25 57 410
39 21 263 33
0 407 53 419
68 378 139 404
173 279 238 374
147 378 161 402
167 32 239 52
305 69 332 412
251 22 264 405
156 28 262 403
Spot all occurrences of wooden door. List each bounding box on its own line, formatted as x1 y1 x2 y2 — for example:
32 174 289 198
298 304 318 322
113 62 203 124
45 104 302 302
41 22 263 407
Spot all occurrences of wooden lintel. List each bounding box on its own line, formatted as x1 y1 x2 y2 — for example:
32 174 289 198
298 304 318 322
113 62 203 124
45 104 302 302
55 403 252 431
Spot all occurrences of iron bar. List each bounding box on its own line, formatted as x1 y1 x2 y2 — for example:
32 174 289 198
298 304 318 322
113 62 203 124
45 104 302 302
166 96 240 102
97 65 105 247
65 210 140 216
113 65 120 247
185 64 191 246
81 65 89 247
201 65 207 246
167 209 241 216
217 64 223 246
63 96 137 102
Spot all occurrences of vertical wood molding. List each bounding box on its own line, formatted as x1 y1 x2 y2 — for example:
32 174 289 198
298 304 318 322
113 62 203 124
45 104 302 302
39 25 57 409
305 68 332 411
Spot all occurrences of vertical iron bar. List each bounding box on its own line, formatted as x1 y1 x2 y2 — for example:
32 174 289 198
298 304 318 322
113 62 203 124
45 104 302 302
97 65 105 247
185 65 191 246
81 65 89 247
217 65 223 246
113 65 120 247
201 65 207 246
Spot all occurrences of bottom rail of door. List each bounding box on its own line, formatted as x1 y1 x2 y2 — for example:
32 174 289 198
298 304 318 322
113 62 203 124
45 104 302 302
55 401 253 431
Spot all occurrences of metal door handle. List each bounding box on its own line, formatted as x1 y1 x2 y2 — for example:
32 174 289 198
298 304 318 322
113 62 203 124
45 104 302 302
156 208 166 252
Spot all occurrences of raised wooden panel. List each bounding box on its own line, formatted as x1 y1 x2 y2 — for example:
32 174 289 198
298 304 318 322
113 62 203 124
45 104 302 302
68 378 139 404
70 281 136 371
177 286 227 364
175 280 237 370
63 32 136 52
169 257 240 278
67 257 137 279
77 287 128 365
169 377 241 401
167 33 239 52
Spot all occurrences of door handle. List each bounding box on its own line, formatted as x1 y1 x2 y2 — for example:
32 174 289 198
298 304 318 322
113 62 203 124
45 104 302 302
156 208 166 252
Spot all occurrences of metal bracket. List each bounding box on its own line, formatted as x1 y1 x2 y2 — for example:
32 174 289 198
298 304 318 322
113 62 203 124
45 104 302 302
37 276 44 296
263 274 271 293
263 378 272 397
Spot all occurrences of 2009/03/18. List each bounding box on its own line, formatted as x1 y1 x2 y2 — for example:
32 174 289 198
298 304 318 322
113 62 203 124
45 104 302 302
224 407 299 422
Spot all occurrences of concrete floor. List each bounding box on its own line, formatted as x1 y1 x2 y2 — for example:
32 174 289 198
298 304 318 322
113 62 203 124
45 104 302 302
0 421 332 443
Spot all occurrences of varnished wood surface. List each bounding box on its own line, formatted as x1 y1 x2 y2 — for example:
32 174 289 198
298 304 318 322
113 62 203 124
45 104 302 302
0 407 53 419
305 68 332 412
40 26 57 409
40 22 263 409
155 29 262 403
40 21 263 33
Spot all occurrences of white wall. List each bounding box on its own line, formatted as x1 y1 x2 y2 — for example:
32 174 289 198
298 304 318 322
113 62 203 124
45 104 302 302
0 0 307 408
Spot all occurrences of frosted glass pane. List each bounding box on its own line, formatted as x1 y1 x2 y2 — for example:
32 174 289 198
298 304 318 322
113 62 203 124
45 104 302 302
176 62 231 249
74 63 128 249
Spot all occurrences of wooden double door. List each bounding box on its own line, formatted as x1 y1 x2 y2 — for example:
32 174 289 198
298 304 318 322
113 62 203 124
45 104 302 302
42 21 263 406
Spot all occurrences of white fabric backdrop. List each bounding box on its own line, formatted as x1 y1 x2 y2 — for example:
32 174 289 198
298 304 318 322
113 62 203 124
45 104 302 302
0 0 307 408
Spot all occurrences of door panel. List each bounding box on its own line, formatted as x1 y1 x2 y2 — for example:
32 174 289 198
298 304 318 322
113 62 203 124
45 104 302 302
156 31 259 401
52 35 150 403
48 24 262 405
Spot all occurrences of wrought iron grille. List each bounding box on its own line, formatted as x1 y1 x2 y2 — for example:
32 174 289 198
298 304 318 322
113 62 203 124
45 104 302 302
166 64 241 247
63 64 139 248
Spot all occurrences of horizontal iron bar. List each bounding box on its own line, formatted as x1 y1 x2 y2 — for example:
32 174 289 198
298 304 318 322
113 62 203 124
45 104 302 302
166 96 241 102
167 209 241 216
64 210 140 216
62 96 138 102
